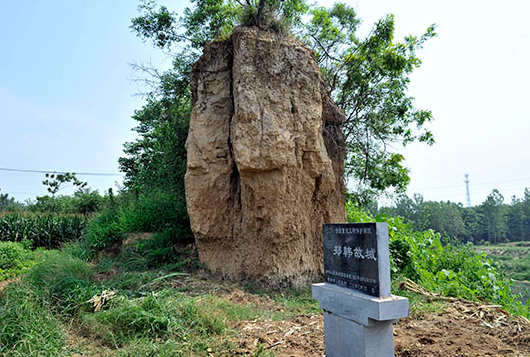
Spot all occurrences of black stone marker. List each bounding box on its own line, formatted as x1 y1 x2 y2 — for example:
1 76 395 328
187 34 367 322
323 223 381 297
315 222 407 357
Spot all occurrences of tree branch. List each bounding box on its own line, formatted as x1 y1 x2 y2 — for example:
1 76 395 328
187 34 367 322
256 0 266 27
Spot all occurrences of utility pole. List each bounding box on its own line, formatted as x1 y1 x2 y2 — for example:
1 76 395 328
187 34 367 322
464 173 471 207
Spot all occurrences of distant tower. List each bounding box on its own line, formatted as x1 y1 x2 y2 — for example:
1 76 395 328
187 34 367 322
464 173 471 207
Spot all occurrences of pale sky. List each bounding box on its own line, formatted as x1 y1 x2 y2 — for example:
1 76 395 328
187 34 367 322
1 0 529 206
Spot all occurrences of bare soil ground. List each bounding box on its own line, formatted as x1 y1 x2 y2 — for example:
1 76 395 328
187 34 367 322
227 297 530 356
163 274 530 356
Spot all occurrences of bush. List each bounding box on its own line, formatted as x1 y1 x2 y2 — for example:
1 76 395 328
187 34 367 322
30 188 105 215
0 241 35 281
121 190 189 233
83 207 125 251
0 241 26 270
346 202 529 317
84 190 192 252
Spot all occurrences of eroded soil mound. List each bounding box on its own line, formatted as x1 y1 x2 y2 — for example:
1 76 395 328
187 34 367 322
185 26 346 288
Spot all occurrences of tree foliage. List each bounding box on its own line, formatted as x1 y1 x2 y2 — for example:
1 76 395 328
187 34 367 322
0 189 24 212
124 0 436 206
42 173 87 196
381 188 530 244
302 4 436 204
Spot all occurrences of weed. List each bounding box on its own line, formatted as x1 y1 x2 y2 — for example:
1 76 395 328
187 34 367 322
0 241 26 270
0 241 36 280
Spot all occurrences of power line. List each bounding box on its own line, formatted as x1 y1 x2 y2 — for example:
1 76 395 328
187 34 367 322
0 167 123 177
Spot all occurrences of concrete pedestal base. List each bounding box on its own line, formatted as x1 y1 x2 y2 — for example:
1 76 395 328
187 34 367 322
313 283 409 357
324 312 394 357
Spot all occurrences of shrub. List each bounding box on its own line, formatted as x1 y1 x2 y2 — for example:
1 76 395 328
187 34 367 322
120 190 189 233
83 207 125 251
84 189 192 252
0 241 26 270
346 201 529 317
30 188 105 215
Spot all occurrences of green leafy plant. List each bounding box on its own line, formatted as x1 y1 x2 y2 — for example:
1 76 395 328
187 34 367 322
347 202 529 317
0 241 26 270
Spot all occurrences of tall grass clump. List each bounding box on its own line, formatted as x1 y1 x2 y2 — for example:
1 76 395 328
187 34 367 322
25 250 97 315
0 212 88 248
0 282 66 356
81 290 226 349
347 202 530 317
83 206 125 251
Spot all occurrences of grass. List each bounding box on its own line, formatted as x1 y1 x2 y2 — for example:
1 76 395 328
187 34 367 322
3 228 524 356
0 238 325 356
0 282 66 356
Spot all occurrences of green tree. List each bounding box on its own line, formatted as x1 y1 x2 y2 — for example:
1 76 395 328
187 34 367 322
522 188 530 241
421 201 466 242
0 189 23 212
461 206 483 243
507 196 524 242
480 189 508 244
382 194 468 243
126 0 435 207
302 4 436 204
119 97 190 195
42 172 87 196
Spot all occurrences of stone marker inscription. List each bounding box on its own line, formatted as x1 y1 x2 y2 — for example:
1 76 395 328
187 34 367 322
323 223 379 296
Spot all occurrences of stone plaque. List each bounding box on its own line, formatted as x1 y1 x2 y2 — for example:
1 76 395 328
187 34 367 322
323 223 390 297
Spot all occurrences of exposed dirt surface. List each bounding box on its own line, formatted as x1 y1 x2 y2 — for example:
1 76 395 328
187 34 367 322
187 26 346 288
224 298 530 356
394 304 530 357
184 276 530 357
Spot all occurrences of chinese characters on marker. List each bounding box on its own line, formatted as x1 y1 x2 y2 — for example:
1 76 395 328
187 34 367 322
334 227 372 235
333 245 377 261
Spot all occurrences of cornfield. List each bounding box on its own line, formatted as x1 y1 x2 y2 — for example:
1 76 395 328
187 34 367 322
0 212 88 249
